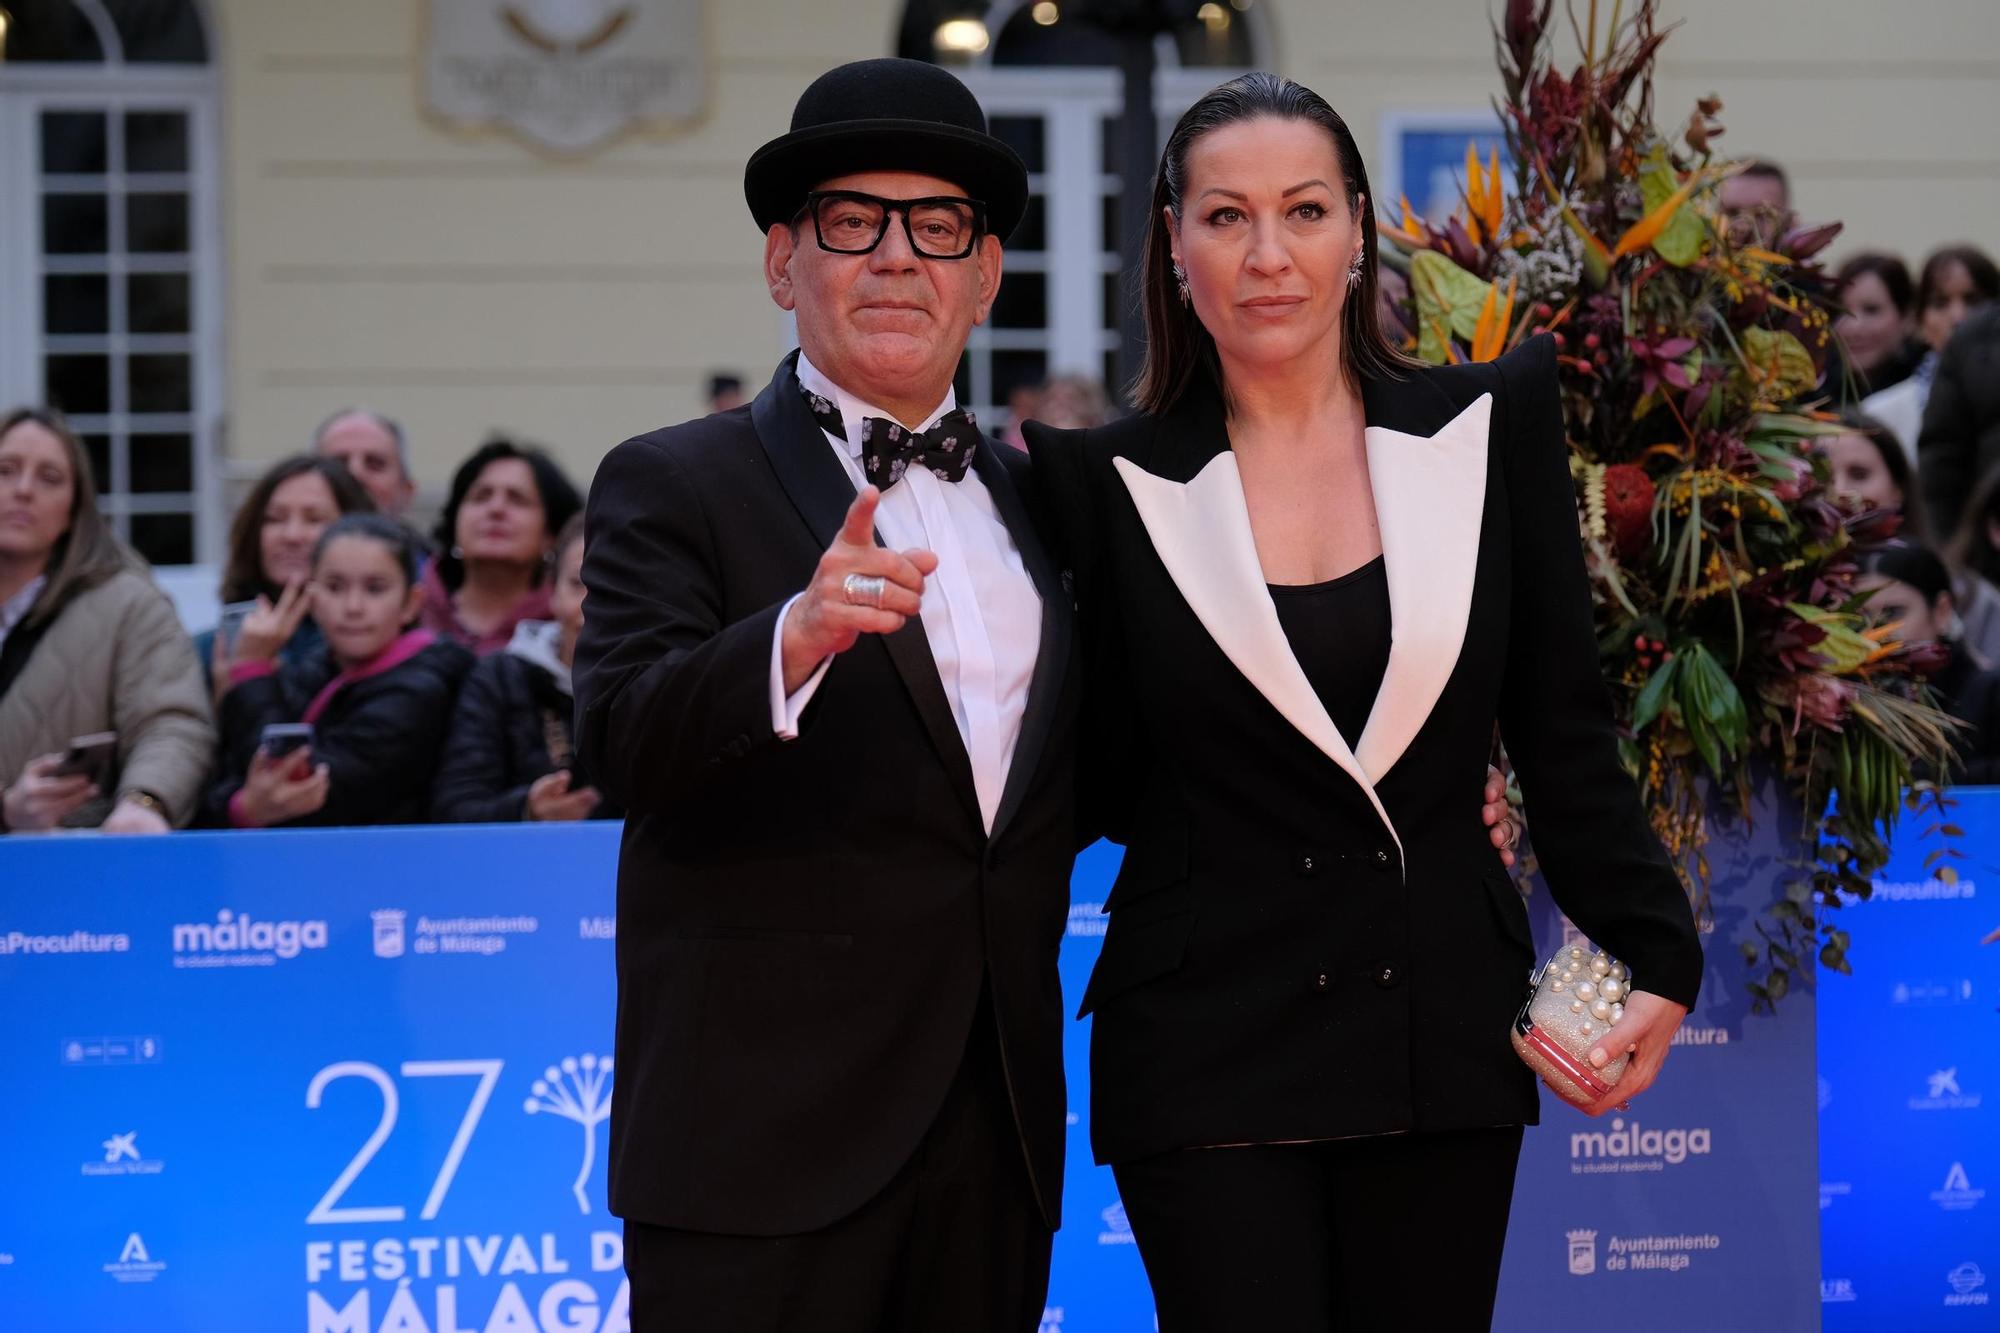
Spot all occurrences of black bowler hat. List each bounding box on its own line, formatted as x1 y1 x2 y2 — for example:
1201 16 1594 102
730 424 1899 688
744 58 1029 242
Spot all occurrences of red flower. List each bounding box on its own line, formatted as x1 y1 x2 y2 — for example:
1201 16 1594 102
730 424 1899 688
1629 333 1698 398
1506 0 1551 50
1901 639 1952 679
1779 222 1843 263
1602 464 1656 558
1787 674 1854 732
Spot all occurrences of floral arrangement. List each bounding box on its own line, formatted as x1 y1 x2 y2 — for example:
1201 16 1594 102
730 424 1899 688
1376 0 1960 1007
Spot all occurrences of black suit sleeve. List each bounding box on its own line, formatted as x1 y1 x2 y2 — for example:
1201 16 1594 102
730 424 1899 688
1951 668 2000 783
1919 327 1978 537
573 436 797 816
1493 336 1704 1008
431 657 533 823
1024 420 1142 848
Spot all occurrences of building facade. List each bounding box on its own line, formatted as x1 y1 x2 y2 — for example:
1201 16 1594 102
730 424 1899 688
2 0 1995 574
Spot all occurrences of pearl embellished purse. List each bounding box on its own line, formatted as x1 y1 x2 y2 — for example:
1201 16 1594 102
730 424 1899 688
1511 945 1633 1107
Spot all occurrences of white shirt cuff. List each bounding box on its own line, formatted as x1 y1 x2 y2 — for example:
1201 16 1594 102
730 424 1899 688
769 592 832 740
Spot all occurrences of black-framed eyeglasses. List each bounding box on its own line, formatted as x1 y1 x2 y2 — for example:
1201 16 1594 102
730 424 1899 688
801 190 987 260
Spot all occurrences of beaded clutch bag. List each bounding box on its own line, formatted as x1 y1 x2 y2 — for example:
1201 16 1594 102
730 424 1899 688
1511 945 1632 1108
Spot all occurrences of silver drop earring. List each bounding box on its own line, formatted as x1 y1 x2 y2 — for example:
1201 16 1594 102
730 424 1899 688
1172 261 1190 305
1348 254 1364 287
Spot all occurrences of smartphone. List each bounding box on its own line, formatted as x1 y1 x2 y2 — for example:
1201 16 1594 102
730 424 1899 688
51 732 118 785
259 722 315 764
216 600 259 655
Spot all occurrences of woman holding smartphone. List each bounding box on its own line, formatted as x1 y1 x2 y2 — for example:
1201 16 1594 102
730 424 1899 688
0 407 213 834
1023 75 1703 1329
196 454 375 695
210 513 471 828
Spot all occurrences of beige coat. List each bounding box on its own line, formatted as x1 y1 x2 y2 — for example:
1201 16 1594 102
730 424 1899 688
0 568 216 828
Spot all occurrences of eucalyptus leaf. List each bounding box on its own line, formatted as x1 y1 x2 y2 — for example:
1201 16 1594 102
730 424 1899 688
1740 327 1819 402
1638 144 1708 266
1410 249 1494 363
1632 657 1679 732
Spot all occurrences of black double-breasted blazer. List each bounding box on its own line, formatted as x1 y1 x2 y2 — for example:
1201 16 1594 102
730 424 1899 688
1025 334 1703 1166
573 352 1079 1235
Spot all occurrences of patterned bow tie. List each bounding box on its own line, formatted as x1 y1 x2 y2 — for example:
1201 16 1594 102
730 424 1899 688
801 388 980 488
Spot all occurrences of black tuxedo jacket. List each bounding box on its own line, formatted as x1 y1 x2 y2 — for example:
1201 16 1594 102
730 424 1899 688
574 352 1078 1234
1025 335 1702 1166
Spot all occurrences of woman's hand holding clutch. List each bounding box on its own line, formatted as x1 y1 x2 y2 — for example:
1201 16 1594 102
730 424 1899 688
1513 948 1688 1114
1579 988 1688 1118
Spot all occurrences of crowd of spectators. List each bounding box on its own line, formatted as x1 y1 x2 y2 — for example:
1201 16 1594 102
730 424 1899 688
0 364 1106 836
8 155 2000 838
1727 161 2000 767
0 403 600 834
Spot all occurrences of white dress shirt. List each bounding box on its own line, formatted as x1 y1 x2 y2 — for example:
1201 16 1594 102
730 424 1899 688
766 352 1043 832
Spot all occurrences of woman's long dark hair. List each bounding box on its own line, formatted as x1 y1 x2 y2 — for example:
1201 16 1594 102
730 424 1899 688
1860 541 1953 608
1835 251 1915 316
430 437 583 594
313 512 425 590
0 406 128 627
219 455 375 603
1132 72 1416 415
1917 245 2000 321
1835 409 1930 544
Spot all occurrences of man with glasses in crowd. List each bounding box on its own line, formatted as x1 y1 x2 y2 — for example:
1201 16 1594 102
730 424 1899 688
573 58 1075 1333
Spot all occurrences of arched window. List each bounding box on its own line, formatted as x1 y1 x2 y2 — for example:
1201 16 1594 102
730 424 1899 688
0 0 221 567
898 1 1272 422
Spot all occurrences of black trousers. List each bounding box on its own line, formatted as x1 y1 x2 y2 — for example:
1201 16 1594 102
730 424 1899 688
1112 1125 1525 1332
623 990 1053 1333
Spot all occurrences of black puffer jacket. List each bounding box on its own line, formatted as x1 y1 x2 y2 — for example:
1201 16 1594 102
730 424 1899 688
209 634 473 827
431 649 621 823
1920 304 2000 536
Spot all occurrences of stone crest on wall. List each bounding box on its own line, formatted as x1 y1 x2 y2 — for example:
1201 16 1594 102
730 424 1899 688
424 0 708 155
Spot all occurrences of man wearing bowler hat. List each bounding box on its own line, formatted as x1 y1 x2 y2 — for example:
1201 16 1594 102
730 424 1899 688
573 58 1077 1331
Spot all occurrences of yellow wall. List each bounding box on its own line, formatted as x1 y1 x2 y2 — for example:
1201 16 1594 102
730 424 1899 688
210 0 2000 502
1273 0 2000 268
212 0 895 501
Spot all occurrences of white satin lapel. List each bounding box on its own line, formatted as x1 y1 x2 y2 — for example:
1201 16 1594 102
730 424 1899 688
1114 453 1403 865
1355 392 1491 782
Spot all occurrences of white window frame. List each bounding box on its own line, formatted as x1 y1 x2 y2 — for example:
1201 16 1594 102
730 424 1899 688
0 8 224 566
957 66 1123 415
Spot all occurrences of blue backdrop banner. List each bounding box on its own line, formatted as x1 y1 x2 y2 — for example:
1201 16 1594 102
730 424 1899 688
1496 777 1822 1332
6 801 1987 1332
1818 791 2000 1329
4 825 633 1332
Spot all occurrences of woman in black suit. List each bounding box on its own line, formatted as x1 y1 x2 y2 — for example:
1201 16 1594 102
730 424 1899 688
1025 74 1703 1330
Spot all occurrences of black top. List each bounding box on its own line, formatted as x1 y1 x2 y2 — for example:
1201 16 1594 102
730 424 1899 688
1921 301 2000 536
431 652 622 824
207 639 473 828
1269 555 1390 745
1024 333 1704 1166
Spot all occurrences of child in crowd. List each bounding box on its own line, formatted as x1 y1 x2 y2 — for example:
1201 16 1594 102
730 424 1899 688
209 513 471 828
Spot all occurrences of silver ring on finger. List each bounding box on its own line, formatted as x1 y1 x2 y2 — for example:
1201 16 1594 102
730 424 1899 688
842 573 887 609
